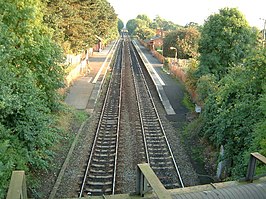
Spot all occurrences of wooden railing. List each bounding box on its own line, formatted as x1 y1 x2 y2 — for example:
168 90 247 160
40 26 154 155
6 153 266 199
246 152 266 182
136 163 172 198
6 171 27 199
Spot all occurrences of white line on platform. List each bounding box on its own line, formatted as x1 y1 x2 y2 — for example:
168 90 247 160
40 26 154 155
92 41 117 84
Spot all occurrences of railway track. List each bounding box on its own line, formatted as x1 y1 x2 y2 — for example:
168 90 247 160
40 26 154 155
78 40 123 197
78 34 184 197
128 38 185 189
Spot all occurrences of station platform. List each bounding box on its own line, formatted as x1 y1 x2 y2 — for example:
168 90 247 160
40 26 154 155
65 39 187 119
132 40 189 117
64 40 118 111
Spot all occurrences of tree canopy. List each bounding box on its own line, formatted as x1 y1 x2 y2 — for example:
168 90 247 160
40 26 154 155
126 14 181 40
0 0 65 197
197 7 258 80
163 27 200 59
118 18 124 33
45 0 118 53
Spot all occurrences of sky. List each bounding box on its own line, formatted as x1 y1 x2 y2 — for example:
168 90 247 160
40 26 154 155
107 0 266 29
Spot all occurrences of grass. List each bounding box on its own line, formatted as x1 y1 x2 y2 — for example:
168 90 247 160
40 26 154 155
182 92 195 112
29 105 89 198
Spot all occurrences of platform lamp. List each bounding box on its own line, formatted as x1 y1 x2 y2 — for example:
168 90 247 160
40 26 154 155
169 46 177 62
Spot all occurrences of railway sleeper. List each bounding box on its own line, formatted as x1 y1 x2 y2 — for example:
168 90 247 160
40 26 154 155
101 119 118 125
146 138 165 143
88 174 113 179
150 159 173 165
91 158 115 163
142 118 159 122
150 156 172 161
93 153 116 158
90 163 114 168
86 188 112 195
95 148 115 153
95 145 115 149
89 168 113 174
143 117 158 121
143 124 161 128
87 181 113 186
97 137 117 141
144 126 161 130
149 150 169 156
144 131 162 135
98 132 117 137
151 165 174 170
147 143 166 148
148 150 169 155
99 124 118 129
145 134 165 139
96 140 116 145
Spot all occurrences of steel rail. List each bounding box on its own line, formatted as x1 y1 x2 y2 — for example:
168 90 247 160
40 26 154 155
78 40 123 197
129 40 185 188
126 39 150 164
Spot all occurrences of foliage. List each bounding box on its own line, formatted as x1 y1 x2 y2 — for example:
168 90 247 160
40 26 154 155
0 0 65 197
163 27 200 59
197 7 258 80
185 59 199 94
126 19 137 35
127 15 155 40
201 48 266 178
126 14 181 39
152 15 181 31
118 18 124 33
253 87 266 156
45 0 118 53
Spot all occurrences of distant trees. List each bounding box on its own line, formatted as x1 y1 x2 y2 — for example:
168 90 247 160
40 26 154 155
163 27 200 59
118 19 124 33
126 19 137 35
126 15 180 40
152 15 181 31
126 15 155 40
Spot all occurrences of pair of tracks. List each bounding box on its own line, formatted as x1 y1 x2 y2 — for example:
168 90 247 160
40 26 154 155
79 36 184 197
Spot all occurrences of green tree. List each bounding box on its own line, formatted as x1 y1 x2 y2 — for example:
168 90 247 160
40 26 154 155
45 0 118 53
197 7 258 80
126 19 137 35
163 27 200 59
201 48 266 178
0 0 64 196
153 15 180 31
118 18 124 33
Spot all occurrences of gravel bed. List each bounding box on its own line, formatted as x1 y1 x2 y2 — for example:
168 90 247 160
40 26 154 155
115 42 146 194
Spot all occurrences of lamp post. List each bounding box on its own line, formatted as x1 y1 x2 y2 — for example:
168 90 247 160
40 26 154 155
170 46 177 63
